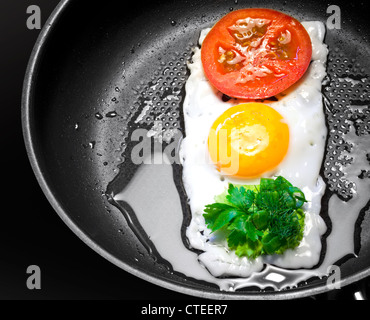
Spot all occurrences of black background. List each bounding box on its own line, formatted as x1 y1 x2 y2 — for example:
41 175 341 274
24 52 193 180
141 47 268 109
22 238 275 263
0 0 193 300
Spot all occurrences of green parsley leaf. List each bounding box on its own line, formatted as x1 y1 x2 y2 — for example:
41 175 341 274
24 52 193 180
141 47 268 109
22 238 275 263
235 239 263 259
226 184 255 211
202 176 307 259
204 203 242 232
227 229 247 249
252 210 269 231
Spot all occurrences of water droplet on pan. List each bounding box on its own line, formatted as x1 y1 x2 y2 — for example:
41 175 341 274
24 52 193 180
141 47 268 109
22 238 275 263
106 111 118 118
95 112 103 120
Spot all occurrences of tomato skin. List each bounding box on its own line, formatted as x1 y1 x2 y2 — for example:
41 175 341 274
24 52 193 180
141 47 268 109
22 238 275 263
201 8 312 99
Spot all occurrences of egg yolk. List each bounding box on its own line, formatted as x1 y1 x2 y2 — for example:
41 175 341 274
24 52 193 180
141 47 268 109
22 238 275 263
208 102 289 178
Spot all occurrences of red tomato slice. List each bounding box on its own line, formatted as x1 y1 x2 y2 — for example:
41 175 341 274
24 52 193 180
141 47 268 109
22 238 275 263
201 8 312 99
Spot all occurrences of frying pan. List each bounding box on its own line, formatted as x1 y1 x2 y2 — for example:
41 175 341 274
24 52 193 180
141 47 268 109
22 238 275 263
22 0 370 299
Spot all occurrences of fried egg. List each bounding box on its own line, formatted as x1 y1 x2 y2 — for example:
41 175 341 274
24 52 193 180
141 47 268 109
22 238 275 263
180 21 329 278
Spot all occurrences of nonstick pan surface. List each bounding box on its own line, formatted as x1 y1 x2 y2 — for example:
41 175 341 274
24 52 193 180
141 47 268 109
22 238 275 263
22 0 370 299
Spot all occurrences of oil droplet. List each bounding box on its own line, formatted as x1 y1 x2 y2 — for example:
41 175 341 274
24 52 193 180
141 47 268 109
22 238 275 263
95 112 103 120
106 111 118 118
162 67 170 75
171 20 176 26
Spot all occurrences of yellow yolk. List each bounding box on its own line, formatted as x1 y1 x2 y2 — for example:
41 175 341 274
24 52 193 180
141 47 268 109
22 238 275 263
208 102 289 178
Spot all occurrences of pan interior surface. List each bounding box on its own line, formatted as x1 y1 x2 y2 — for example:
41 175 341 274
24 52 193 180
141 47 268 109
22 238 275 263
24 0 370 299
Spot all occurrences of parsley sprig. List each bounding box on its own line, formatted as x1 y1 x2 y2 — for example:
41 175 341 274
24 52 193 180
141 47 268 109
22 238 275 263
203 176 306 259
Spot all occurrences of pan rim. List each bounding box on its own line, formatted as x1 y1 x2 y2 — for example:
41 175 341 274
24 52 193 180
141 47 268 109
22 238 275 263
21 0 370 300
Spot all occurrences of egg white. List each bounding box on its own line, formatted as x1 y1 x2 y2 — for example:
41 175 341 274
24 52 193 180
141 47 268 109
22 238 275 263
180 22 329 277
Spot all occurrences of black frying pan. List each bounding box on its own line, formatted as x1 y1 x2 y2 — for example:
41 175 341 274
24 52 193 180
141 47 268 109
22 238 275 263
22 0 370 299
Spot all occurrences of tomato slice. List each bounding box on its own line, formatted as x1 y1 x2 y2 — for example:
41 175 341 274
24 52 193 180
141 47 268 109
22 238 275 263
201 9 312 99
